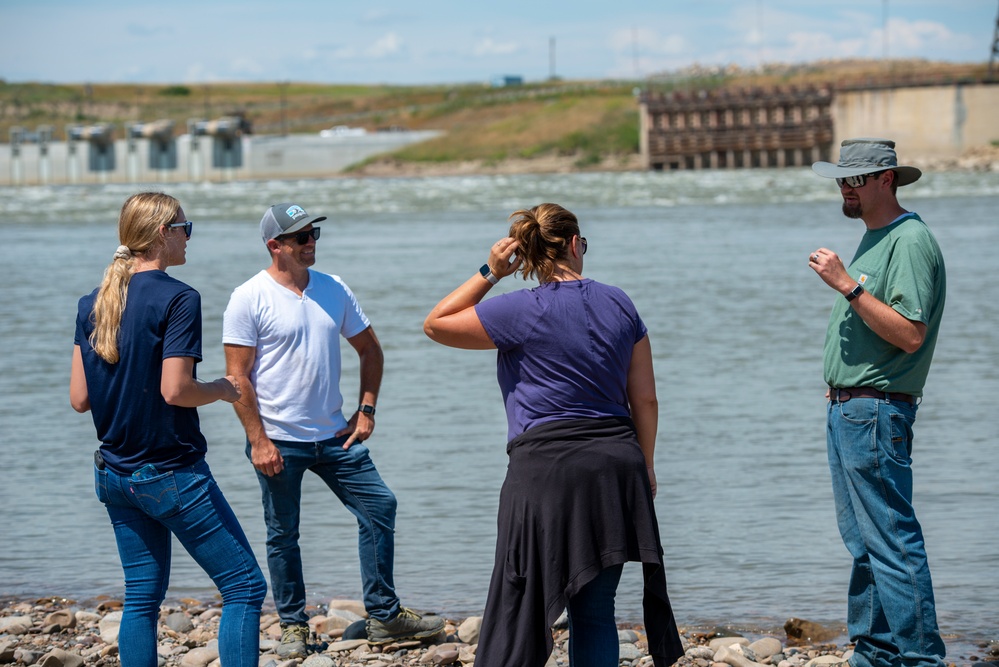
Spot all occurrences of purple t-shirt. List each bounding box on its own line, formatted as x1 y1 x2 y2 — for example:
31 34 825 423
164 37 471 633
475 279 648 440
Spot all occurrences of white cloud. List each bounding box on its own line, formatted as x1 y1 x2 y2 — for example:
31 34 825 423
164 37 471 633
366 32 404 58
229 58 265 77
472 37 520 57
884 18 963 54
609 28 686 57
184 63 220 83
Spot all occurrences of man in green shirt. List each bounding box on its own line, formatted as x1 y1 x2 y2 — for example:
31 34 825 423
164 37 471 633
809 138 946 667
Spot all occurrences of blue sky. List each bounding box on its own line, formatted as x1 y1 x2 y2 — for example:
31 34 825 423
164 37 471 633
1 0 994 85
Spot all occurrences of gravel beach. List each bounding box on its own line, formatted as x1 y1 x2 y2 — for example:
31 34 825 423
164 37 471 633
2 596 995 667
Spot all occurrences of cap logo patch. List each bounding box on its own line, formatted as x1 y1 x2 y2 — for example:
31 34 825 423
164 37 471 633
285 205 306 219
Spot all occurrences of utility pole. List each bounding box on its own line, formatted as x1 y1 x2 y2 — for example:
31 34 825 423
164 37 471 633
549 36 556 80
632 27 640 80
990 0 999 79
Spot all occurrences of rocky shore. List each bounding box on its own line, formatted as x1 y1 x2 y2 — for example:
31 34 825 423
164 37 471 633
347 145 999 179
2 597 996 667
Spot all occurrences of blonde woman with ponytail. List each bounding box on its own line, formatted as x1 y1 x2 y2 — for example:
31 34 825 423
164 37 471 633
425 203 683 667
71 193 266 667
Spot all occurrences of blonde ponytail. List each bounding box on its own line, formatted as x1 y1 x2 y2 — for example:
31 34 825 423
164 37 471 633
88 193 181 363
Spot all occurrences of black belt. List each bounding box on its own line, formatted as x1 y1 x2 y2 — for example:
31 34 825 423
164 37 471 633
830 387 916 405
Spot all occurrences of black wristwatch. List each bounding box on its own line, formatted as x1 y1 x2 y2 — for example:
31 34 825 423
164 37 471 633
479 264 499 285
845 283 864 301
358 404 376 416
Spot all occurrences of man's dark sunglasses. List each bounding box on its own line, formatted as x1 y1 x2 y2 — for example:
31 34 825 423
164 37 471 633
277 227 321 244
167 220 193 238
836 171 885 189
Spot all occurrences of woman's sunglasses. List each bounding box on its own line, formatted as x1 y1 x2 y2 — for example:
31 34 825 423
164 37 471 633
166 221 193 238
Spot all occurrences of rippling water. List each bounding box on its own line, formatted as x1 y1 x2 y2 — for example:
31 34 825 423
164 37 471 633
1 169 996 647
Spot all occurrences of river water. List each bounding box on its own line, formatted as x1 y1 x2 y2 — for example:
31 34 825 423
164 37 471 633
1 169 996 647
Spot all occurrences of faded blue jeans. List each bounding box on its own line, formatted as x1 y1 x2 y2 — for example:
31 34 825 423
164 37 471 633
826 397 945 667
566 563 625 667
251 436 400 624
96 458 267 667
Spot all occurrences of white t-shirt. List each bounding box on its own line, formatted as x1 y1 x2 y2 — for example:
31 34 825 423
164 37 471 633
222 269 370 442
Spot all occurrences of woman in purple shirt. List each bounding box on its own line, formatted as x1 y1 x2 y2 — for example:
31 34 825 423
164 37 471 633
424 203 682 667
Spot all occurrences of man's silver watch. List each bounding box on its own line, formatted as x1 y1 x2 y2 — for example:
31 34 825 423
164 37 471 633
479 264 499 285
359 404 376 416
845 283 864 301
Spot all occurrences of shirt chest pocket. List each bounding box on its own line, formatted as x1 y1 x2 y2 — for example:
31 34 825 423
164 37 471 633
849 267 880 297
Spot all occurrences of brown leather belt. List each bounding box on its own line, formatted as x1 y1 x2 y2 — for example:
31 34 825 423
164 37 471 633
830 387 916 405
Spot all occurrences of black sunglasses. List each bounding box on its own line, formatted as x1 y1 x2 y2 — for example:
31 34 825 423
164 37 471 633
167 220 193 238
277 227 321 244
836 171 885 189
579 236 587 255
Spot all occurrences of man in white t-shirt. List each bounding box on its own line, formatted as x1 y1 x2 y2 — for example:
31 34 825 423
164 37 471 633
223 203 444 658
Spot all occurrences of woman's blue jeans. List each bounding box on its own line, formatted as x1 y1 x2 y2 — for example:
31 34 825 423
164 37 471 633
566 564 625 667
95 459 267 667
252 437 400 624
826 398 945 667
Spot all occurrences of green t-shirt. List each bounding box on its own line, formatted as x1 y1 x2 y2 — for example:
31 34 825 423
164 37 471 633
823 213 946 397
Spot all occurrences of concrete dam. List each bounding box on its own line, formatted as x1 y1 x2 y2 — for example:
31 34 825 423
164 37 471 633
2 124 442 186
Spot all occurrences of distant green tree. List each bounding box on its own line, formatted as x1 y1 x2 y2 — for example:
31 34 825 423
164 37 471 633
160 86 192 97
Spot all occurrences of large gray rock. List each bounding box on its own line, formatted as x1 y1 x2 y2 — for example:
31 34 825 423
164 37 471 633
327 600 367 618
749 637 783 660
301 655 335 667
618 629 640 643
36 649 84 667
43 611 76 632
165 612 195 634
686 646 716 660
14 649 42 665
709 636 751 652
431 649 459 665
619 642 643 661
457 616 481 644
714 646 767 667
0 617 33 635
180 646 219 667
98 612 123 645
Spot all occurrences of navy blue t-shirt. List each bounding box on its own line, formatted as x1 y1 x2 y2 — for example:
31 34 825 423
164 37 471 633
75 271 208 474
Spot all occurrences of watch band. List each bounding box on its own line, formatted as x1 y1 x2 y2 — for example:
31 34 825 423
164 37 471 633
358 404 376 416
845 283 864 301
479 264 499 285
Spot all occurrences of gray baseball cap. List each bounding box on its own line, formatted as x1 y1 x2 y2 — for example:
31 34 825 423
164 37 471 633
260 203 327 242
812 138 921 186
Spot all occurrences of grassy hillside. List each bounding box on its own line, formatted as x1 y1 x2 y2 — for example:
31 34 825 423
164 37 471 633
0 59 989 171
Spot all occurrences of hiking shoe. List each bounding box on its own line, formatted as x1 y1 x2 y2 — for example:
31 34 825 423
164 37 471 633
276 623 310 658
365 607 446 645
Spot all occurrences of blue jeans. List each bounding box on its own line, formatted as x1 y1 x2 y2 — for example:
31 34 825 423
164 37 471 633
95 459 267 667
566 564 625 667
251 436 400 624
826 398 945 667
